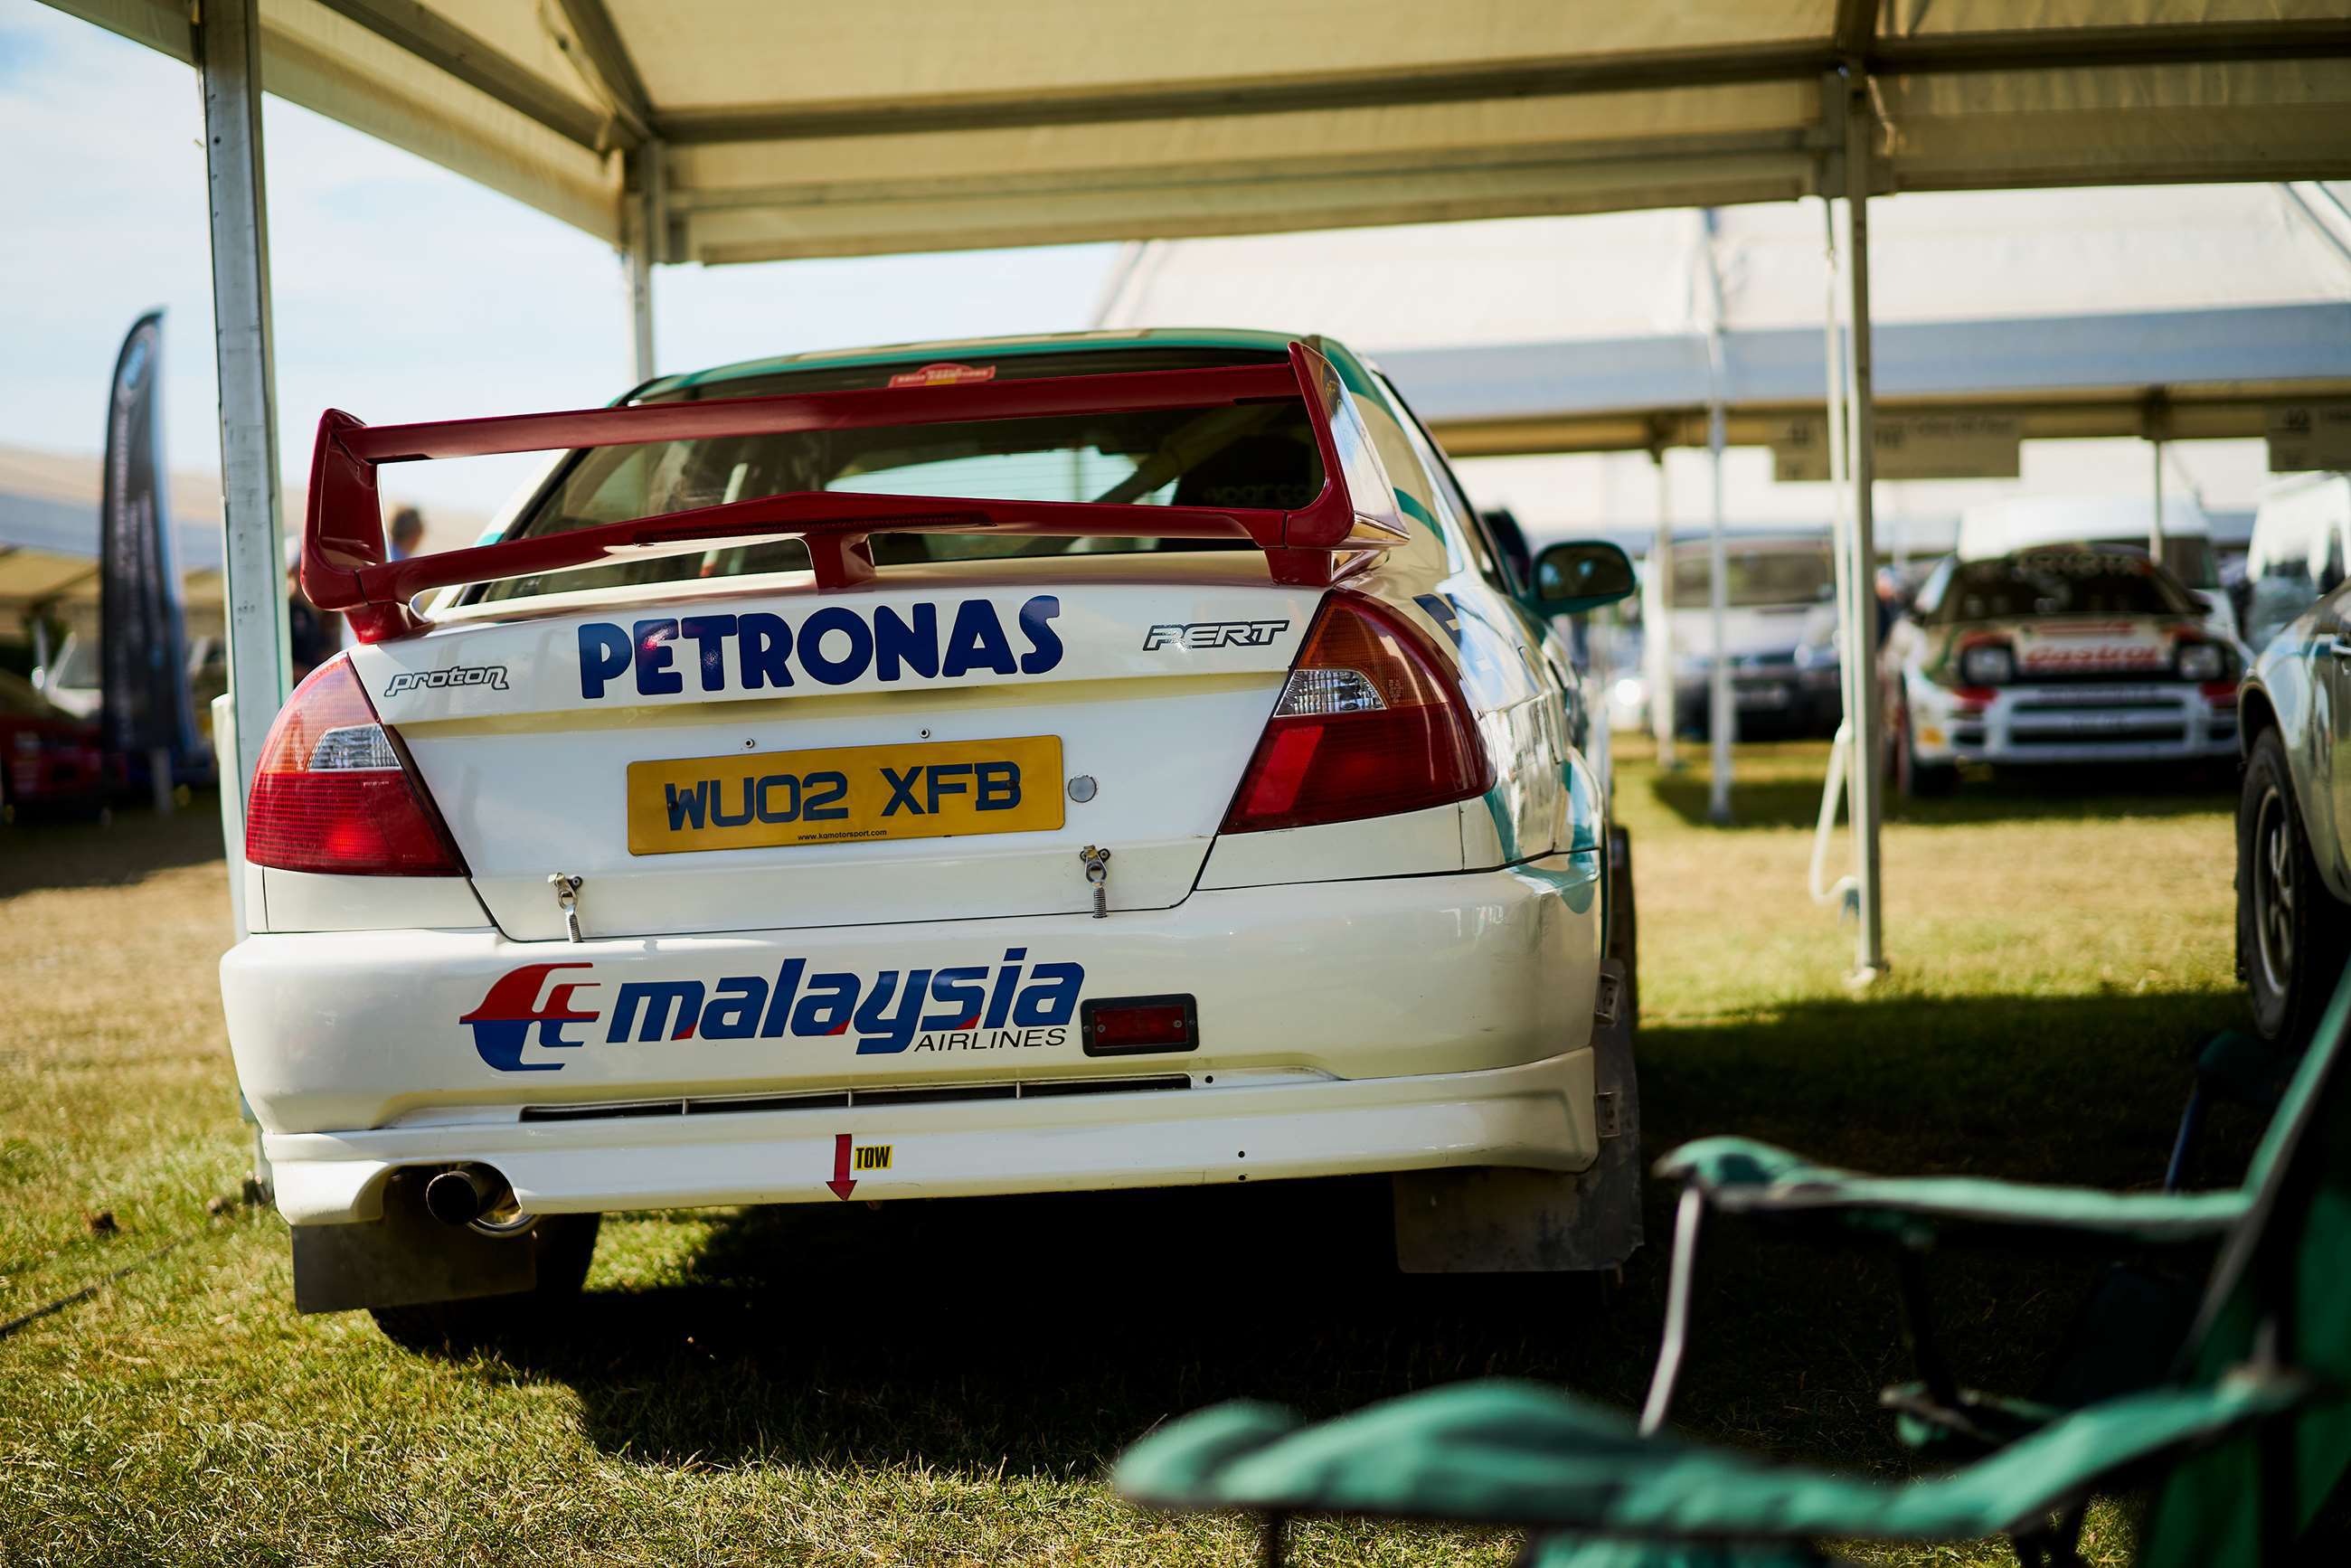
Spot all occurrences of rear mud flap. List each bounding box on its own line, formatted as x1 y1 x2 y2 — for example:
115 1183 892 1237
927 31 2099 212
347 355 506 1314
291 1171 537 1314
1390 959 1642 1273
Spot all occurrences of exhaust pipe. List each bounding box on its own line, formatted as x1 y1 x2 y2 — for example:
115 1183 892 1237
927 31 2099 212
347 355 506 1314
423 1164 512 1227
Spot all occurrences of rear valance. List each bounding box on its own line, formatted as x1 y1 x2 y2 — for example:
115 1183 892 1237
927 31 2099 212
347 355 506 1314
303 341 1403 641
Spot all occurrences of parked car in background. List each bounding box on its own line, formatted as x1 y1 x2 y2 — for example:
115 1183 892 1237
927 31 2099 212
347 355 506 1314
0 668 106 819
2239 472 2351 658
1958 495 2238 644
1651 533 1842 738
2237 554 2351 1044
1882 546 2242 797
36 628 229 740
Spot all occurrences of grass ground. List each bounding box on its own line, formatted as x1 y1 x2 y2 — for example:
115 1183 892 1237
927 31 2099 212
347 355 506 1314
0 742 2261 1566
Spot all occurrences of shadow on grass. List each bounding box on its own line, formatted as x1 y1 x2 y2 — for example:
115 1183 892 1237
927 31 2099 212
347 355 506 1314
0 789 224 895
479 987 2262 1486
1648 761 2233 831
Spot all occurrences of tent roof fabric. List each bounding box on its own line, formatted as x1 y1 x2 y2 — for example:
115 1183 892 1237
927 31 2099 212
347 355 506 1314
0 445 481 620
41 1 2351 264
0 445 226 618
1097 184 2351 453
1375 304 2351 456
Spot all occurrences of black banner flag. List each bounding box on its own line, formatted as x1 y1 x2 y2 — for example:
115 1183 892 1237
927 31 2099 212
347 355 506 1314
99 310 197 767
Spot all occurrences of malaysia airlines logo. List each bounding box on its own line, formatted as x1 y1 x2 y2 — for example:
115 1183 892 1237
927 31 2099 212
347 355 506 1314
458 962 600 1072
458 951 1083 1072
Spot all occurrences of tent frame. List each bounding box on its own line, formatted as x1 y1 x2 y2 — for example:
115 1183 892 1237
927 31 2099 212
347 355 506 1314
300 6 2351 166
197 0 288 795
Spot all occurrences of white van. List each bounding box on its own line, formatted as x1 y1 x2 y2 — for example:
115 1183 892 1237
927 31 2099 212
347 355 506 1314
2242 473 2351 656
1956 496 2237 643
1647 533 1843 736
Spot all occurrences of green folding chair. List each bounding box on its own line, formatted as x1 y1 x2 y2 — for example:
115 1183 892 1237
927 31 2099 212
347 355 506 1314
1118 965 2351 1567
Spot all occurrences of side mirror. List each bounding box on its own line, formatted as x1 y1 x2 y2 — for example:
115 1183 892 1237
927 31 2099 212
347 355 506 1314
1532 540 1638 615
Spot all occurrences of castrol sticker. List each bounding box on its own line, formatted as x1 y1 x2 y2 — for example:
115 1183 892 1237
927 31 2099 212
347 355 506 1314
886 363 996 389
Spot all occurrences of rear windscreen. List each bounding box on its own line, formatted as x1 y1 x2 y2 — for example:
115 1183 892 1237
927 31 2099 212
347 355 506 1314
1935 552 2197 622
473 349 1323 603
1669 545 1835 609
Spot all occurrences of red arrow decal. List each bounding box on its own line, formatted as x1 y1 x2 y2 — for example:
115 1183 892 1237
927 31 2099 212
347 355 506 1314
826 1132 857 1200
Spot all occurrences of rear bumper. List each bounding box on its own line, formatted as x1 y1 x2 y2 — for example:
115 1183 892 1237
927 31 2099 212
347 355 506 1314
265 1049 1596 1223
222 850 1606 1223
6 751 104 804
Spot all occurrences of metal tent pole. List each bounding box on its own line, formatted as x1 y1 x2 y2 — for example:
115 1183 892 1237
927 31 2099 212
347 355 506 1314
627 244 655 383
1649 447 1676 768
1705 395 1733 823
1807 194 1861 919
1700 209 1734 824
197 0 289 798
626 143 664 383
1844 78 1887 981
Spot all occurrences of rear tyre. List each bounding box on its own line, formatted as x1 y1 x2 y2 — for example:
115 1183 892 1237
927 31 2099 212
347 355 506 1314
369 1214 600 1353
2239 730 2349 1046
1893 705 1958 799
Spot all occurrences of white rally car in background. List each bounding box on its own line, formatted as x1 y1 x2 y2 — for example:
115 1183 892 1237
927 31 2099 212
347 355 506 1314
1882 545 2244 797
216 330 1643 1340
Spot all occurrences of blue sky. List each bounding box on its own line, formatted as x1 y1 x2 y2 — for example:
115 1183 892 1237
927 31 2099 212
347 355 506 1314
0 0 1117 518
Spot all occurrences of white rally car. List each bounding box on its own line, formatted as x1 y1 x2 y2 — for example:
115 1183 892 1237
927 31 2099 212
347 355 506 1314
217 331 1641 1338
1883 546 2244 797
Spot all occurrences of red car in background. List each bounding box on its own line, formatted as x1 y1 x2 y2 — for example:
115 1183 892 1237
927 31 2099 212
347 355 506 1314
0 669 106 819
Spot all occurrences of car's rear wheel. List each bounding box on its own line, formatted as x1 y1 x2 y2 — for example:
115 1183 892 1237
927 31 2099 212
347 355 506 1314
2239 730 2348 1046
369 1214 600 1353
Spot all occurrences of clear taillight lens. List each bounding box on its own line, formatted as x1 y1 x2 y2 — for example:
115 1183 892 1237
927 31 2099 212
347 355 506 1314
245 656 463 875
1221 593 1492 834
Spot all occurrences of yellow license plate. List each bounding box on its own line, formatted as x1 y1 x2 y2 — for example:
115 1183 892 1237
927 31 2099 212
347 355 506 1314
628 736 1064 855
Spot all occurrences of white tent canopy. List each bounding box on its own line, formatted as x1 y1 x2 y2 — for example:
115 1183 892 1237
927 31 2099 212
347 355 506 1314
47 1 2351 263
0 445 227 619
1096 184 2351 453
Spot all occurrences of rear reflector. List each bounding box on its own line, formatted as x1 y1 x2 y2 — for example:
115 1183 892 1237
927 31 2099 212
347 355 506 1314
245 657 464 876
1221 593 1492 833
1081 995 1199 1056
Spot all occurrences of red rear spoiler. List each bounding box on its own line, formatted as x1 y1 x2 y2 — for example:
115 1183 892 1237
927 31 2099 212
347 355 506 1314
303 340 1402 642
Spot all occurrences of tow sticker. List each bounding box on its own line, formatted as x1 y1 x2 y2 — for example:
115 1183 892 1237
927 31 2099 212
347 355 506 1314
827 1132 892 1199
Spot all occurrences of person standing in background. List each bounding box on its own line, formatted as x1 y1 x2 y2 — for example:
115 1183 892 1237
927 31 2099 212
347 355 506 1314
285 541 340 682
388 505 424 562
342 506 430 652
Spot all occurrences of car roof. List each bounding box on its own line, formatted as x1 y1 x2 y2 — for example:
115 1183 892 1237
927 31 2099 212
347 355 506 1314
639 327 1315 397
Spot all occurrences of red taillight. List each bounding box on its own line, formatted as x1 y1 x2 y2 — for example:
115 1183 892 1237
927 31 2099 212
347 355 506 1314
245 657 464 875
1221 593 1492 834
